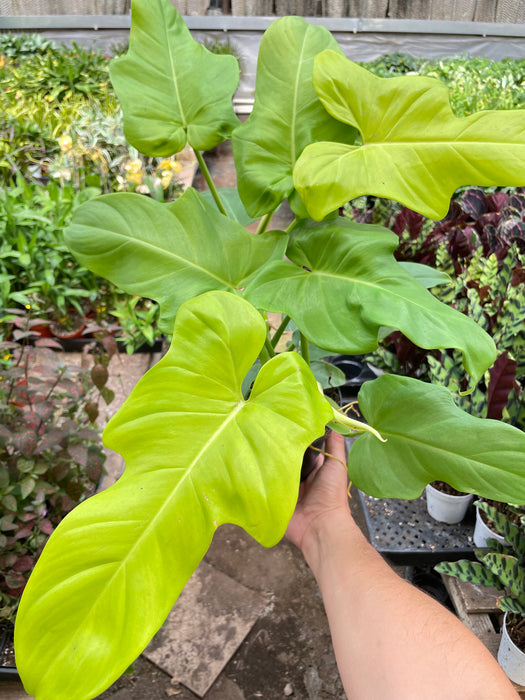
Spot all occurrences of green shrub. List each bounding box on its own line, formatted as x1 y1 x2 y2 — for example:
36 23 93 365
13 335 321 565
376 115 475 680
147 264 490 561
0 178 103 325
363 54 525 116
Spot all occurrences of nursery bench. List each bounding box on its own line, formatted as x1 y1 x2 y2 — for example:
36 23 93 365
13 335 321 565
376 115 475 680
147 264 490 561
358 491 476 566
441 575 525 698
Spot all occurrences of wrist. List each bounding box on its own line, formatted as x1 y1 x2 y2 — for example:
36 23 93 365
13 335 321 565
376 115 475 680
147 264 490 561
300 508 363 577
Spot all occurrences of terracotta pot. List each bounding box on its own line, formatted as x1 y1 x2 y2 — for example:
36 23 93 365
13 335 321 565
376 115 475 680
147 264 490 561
49 312 86 340
425 483 473 524
30 322 52 338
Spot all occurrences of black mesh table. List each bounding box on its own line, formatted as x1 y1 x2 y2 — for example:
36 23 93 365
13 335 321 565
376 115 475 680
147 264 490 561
357 490 477 566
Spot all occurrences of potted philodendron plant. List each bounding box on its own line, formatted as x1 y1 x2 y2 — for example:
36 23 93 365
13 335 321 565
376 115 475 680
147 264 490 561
436 502 525 684
13 2 525 698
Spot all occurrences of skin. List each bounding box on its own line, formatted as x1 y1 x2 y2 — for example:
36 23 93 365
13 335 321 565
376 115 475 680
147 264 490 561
286 431 519 700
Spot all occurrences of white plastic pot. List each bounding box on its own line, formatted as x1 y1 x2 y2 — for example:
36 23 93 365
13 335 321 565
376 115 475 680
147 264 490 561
498 614 525 685
425 484 473 524
473 507 508 548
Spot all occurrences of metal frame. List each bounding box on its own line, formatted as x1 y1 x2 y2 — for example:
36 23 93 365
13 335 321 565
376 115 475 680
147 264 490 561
2 14 525 37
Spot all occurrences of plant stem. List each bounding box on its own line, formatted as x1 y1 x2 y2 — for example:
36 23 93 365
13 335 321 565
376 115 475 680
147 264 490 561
259 334 276 366
332 406 386 443
300 332 310 365
271 314 291 349
255 211 273 235
264 336 275 359
259 343 271 365
285 218 298 235
195 149 227 216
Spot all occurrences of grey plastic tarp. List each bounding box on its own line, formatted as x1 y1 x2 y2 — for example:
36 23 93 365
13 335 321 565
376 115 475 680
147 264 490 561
30 27 525 108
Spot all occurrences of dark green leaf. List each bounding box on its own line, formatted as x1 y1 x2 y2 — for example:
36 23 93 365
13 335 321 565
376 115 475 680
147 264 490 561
350 374 525 501
232 17 356 217
245 218 495 383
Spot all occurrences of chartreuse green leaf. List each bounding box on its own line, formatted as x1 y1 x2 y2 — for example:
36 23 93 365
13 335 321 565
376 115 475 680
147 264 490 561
350 374 525 501
109 0 240 155
15 291 332 700
65 188 287 333
294 50 525 221
245 218 495 384
232 17 356 218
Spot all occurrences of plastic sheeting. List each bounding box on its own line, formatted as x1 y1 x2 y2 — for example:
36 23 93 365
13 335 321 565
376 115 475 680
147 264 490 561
35 25 525 107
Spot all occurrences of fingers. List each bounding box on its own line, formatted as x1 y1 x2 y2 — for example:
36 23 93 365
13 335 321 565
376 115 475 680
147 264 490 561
304 450 325 486
325 430 346 465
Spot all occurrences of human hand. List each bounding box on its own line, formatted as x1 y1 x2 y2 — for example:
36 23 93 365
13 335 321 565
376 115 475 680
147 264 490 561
285 430 351 555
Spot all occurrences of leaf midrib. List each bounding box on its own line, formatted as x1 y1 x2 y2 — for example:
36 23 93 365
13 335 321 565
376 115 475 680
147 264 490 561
161 0 187 129
333 139 525 150
80 222 235 289
371 426 521 478
302 267 447 321
290 34 308 166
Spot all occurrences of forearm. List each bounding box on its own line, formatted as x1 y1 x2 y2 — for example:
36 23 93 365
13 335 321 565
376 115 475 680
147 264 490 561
303 512 519 700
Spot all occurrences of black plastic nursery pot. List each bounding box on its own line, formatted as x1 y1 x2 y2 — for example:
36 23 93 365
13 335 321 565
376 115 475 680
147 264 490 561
328 354 378 400
0 623 17 679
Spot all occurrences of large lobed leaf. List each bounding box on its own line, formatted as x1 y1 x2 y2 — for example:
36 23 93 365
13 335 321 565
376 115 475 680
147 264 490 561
350 374 525 501
294 50 525 221
65 188 287 333
245 218 496 384
110 0 240 155
232 17 356 218
15 291 332 700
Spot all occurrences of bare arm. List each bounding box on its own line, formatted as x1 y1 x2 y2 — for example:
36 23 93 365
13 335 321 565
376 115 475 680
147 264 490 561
286 431 519 700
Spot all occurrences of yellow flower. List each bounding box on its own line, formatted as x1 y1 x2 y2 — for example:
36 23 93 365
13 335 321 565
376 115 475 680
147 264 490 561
161 173 173 189
0 55 5 69
15 90 23 100
2 353 11 361
159 158 182 174
58 134 73 153
125 172 143 186
25 303 31 310
124 158 144 185
124 159 144 185
125 158 143 174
